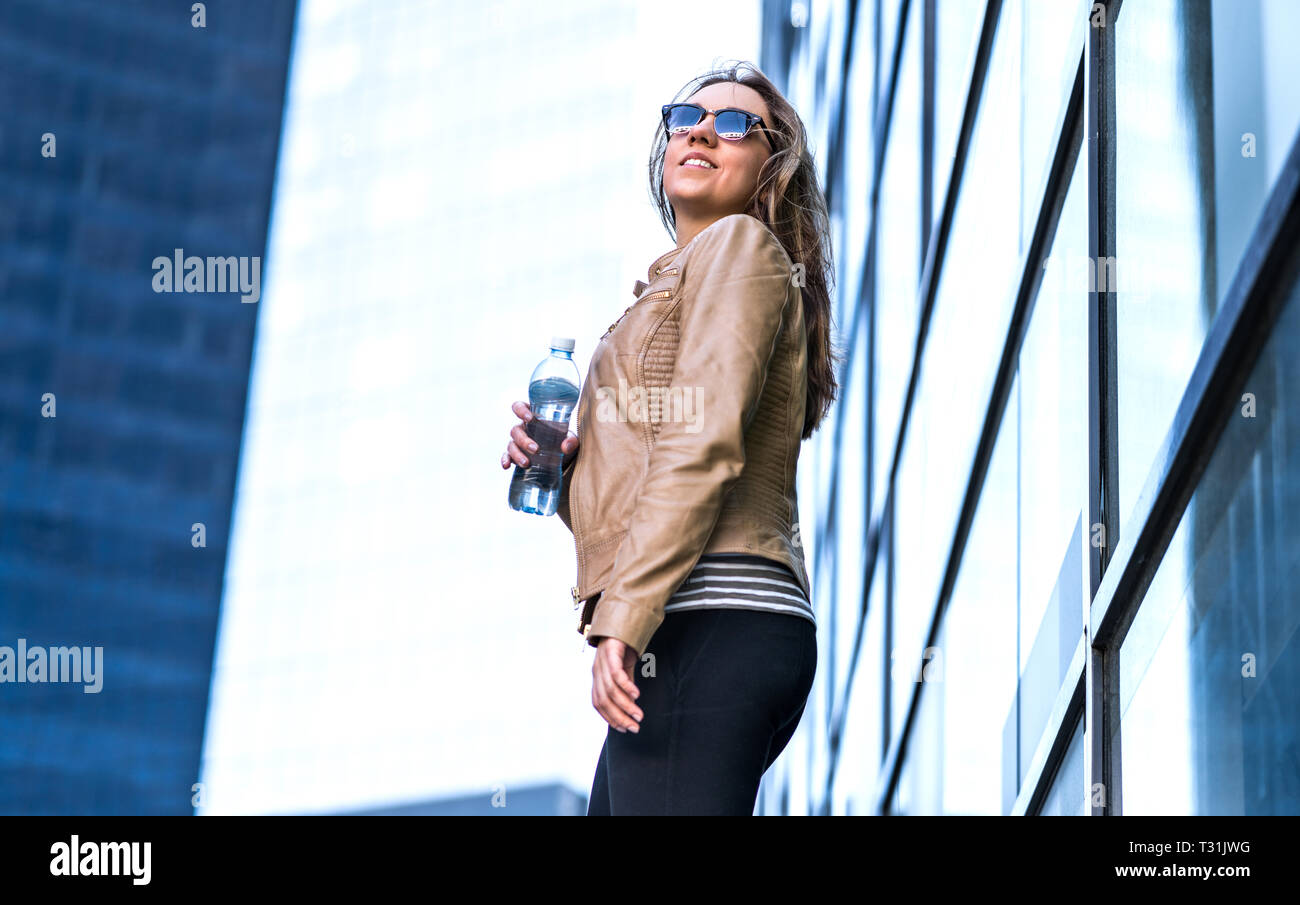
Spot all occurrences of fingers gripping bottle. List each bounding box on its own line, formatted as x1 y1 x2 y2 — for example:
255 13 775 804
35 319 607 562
508 337 580 516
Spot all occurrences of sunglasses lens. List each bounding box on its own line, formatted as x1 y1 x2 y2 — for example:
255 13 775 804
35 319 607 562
663 105 761 141
713 111 752 139
664 105 702 133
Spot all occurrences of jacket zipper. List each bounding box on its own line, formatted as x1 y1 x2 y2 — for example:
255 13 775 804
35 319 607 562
569 407 607 636
577 279 677 633
601 289 672 340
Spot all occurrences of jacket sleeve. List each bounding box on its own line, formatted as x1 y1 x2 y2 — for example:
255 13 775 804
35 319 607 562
585 214 794 655
556 381 586 533
556 447 577 533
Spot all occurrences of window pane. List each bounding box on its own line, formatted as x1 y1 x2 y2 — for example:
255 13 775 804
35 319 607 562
892 621 944 815
831 534 887 815
890 0 1020 745
872 0 921 522
878 0 904 113
1012 130 1088 798
1114 266 1300 815
1020 143 1088 673
1019 0 1085 248
1114 0 1300 537
833 308 868 705
890 401 938 744
932 0 984 209
1038 714 1086 816
935 373 1019 814
839 1 876 332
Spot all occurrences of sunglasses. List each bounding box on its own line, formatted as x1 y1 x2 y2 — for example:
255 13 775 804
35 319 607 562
661 103 774 151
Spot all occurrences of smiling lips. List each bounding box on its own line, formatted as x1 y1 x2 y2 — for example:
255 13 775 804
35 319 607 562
681 154 717 170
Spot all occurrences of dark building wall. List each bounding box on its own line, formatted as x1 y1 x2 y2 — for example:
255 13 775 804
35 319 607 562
0 0 297 814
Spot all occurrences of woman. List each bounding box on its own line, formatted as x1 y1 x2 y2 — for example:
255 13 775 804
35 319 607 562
500 61 839 814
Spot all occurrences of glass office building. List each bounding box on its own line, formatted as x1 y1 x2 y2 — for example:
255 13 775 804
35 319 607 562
757 0 1300 814
0 1 295 813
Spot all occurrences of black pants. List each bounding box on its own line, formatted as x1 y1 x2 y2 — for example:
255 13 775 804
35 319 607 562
586 608 817 815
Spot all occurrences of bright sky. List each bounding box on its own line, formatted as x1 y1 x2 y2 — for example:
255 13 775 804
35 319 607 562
198 0 766 815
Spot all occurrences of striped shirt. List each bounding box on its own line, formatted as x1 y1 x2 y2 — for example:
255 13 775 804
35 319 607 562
661 553 816 627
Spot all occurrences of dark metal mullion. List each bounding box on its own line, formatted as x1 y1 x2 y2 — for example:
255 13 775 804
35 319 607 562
920 0 935 257
1083 0 1118 818
882 494 894 795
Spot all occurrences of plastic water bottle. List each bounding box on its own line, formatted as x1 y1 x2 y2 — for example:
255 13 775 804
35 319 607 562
508 337 580 516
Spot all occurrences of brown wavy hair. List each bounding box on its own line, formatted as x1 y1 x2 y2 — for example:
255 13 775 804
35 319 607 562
649 60 840 440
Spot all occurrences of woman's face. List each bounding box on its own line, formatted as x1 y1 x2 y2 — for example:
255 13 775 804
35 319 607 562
663 82 773 227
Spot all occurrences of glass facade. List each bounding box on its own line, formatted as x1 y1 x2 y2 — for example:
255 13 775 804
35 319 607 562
0 1 295 813
760 0 1300 814
1113 269 1300 815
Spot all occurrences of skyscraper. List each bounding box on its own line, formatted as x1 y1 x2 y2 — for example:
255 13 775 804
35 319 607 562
0 0 296 814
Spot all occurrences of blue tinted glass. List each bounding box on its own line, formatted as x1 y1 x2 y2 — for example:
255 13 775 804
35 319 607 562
664 104 701 131
1115 0 1300 538
1115 267 1300 816
712 110 753 138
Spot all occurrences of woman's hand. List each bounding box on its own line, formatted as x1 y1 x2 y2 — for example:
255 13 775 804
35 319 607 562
501 401 579 470
591 637 643 733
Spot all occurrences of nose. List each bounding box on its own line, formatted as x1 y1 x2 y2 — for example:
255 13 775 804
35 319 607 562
686 112 718 145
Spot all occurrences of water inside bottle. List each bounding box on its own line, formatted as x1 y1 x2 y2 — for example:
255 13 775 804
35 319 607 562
508 375 580 516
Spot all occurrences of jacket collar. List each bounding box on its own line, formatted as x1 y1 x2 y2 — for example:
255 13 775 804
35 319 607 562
645 244 686 282
632 244 688 297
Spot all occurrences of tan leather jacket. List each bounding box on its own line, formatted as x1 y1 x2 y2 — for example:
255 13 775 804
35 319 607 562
557 213 811 655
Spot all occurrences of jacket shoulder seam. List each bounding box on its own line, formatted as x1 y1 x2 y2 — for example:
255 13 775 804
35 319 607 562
678 214 791 288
